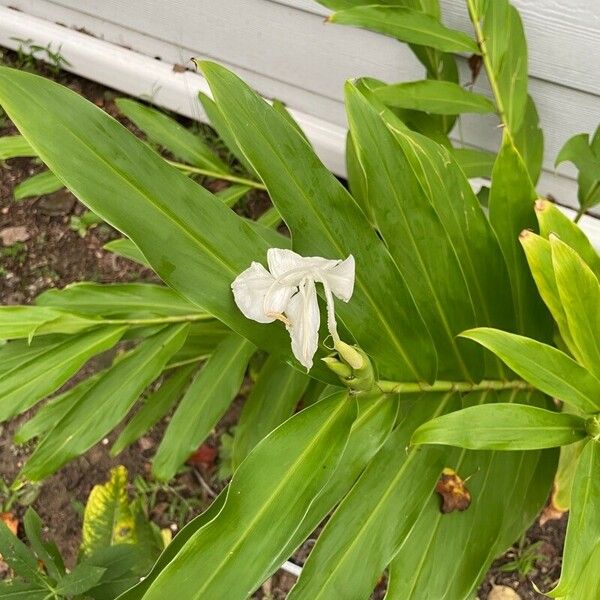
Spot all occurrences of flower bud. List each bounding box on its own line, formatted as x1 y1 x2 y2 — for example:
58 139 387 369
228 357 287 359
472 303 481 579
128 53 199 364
323 341 375 392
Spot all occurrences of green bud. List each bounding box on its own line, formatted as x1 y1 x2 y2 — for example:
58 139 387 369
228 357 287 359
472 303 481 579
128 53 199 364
322 356 353 379
323 341 375 392
586 415 600 439
334 340 364 370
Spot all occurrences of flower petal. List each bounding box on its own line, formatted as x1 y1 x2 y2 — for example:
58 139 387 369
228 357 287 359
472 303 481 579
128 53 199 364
285 278 320 370
231 262 291 323
267 248 306 279
322 255 355 302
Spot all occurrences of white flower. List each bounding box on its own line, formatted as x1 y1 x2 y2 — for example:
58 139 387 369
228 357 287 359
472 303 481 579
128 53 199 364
231 248 355 370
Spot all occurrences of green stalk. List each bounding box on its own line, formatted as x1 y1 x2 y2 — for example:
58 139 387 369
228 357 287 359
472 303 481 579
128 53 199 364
466 0 511 139
166 159 267 190
377 378 532 394
103 313 213 327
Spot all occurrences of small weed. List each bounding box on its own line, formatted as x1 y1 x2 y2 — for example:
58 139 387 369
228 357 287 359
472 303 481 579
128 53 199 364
10 37 71 75
499 537 547 578
70 210 104 237
133 473 204 528
0 476 41 512
0 241 27 265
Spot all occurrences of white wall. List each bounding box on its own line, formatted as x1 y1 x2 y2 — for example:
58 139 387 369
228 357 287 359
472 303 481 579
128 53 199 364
1 0 599 211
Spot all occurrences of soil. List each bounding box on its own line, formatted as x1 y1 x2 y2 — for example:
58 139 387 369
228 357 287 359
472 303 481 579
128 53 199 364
0 48 568 600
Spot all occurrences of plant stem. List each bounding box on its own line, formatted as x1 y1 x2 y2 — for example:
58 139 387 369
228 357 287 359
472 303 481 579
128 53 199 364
466 0 514 143
376 378 532 394
103 313 213 327
166 159 267 191
164 354 210 370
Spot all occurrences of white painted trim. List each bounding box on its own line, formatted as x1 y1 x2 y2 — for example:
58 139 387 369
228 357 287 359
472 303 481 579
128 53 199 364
0 6 597 249
0 6 347 175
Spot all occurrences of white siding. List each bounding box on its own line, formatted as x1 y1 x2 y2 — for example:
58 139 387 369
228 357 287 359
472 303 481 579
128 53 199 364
1 0 599 210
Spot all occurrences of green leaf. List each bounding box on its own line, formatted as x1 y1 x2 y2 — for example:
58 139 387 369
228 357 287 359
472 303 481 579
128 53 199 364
513 95 544 184
461 328 600 414
232 355 309 468
82 466 136 556
413 403 587 450
116 494 227 600
272 391 397 571
272 99 310 143
0 305 103 340
23 509 64 581
14 376 98 444
36 282 199 318
167 320 230 365
556 133 591 167
288 393 456 600
13 170 62 201
452 147 496 179
387 391 557 600
55 563 107 596
548 440 600 598
0 326 125 421
347 82 487 380
141 392 356 600
0 521 49 590
215 184 251 208
329 6 479 54
201 61 437 383
111 365 195 456
0 67 315 377
0 134 35 159
375 80 494 114
345 132 370 220
103 238 149 267
478 0 528 132
519 231 579 359
535 199 600 280
0 336 62 375
19 325 189 481
489 136 550 339
152 333 255 481
0 582 48 599
85 544 147 600
554 438 586 512
115 98 228 173
197 91 258 177
551 236 600 379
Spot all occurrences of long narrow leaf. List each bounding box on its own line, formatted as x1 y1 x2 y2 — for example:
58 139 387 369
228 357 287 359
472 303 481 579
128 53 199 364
19 325 189 481
548 440 600 598
551 236 600 379
413 403 587 450
152 333 255 481
14 170 62 200
387 389 556 599
461 328 600 413
375 80 494 114
0 326 125 421
115 98 228 173
329 6 479 54
288 393 456 600
142 392 356 600
111 365 196 456
232 355 309 468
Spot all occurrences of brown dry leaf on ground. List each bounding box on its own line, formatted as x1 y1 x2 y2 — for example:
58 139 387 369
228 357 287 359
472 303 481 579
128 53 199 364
435 467 472 513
